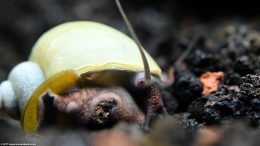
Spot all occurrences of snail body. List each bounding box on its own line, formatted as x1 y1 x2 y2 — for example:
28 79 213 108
0 21 162 133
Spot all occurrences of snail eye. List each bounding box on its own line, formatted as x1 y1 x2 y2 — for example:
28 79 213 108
136 78 146 87
134 72 146 88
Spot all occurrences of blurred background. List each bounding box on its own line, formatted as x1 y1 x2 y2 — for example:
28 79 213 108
1 0 260 81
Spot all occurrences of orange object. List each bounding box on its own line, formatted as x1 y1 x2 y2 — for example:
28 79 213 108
200 72 224 95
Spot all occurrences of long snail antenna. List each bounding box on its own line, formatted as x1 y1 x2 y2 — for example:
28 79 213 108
115 0 151 82
174 35 199 66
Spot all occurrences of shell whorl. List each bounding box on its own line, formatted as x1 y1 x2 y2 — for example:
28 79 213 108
0 81 18 118
0 61 45 116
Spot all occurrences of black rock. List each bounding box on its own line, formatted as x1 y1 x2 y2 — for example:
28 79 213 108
171 70 202 112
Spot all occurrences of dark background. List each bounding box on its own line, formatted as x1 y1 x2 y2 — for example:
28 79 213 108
0 0 260 81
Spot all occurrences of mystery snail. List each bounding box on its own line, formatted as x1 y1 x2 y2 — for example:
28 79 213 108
0 0 165 134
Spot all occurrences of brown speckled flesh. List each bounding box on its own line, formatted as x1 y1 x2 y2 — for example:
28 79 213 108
52 87 144 126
